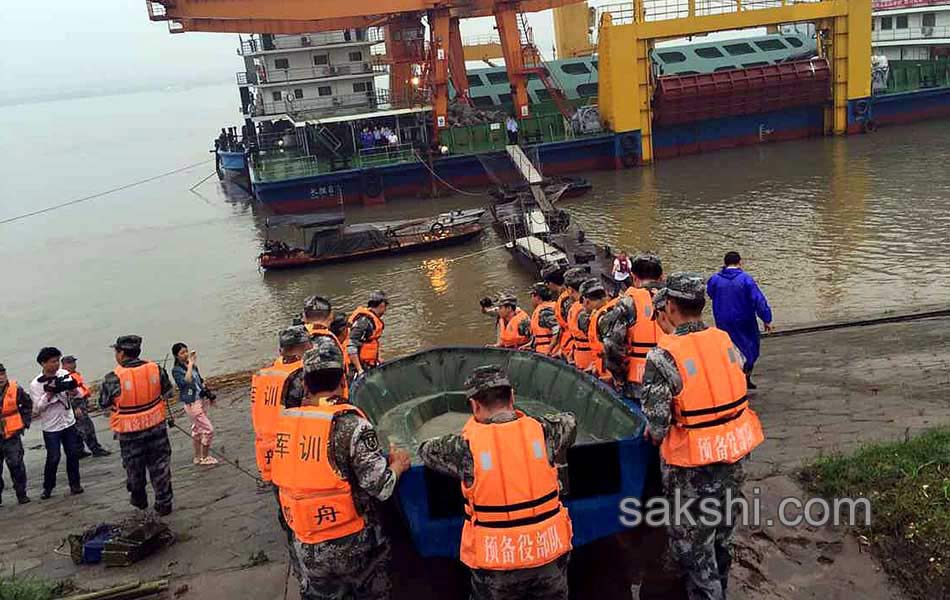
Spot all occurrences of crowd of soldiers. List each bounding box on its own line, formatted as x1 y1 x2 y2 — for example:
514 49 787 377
249 251 766 600
0 252 765 600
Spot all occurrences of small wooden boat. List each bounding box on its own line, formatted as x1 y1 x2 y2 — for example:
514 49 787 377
259 209 485 271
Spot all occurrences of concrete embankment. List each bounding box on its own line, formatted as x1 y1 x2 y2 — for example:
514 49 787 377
2 314 948 599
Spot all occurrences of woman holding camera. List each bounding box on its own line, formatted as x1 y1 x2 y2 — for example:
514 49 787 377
171 343 218 466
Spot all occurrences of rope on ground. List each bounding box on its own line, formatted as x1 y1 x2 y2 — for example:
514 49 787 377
0 159 214 226
166 416 263 485
413 151 483 197
380 242 509 277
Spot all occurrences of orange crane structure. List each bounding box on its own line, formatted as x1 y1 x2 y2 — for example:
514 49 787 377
145 0 581 139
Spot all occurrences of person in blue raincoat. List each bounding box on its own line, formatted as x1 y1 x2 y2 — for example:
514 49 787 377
706 251 774 389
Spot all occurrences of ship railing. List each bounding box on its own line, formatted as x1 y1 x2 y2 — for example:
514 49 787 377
236 71 251 85
600 0 823 24
357 142 417 167
873 25 950 42
442 112 578 155
252 154 325 182
237 29 384 56
257 62 376 84
463 33 502 46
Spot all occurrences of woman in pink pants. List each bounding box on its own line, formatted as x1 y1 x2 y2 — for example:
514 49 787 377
171 343 218 466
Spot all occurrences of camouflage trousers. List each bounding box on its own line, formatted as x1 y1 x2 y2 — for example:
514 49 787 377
118 424 173 513
293 527 391 600
661 459 746 600
470 553 570 600
0 434 27 498
72 398 104 453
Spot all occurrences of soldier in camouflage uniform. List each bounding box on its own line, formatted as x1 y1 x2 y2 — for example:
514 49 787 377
280 346 411 600
301 296 347 372
418 365 578 600
528 283 562 354
0 363 32 505
652 287 675 335
277 326 311 410
541 265 565 298
347 290 389 375
641 274 753 600
98 336 175 515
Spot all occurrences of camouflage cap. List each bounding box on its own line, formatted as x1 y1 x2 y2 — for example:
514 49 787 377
530 282 554 301
302 347 344 374
61 355 78 364
497 292 518 307
278 325 310 349
652 287 669 311
329 313 349 337
303 295 332 312
579 278 606 298
464 364 512 399
111 335 142 352
368 290 389 304
563 267 588 290
665 272 706 301
634 252 662 269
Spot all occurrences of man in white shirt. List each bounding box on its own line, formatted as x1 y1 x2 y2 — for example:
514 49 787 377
29 347 83 499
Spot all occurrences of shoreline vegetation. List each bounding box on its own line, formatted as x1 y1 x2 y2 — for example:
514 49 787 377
801 427 950 600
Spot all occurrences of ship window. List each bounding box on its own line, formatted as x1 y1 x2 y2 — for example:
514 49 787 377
348 51 363 62
880 17 893 30
754 39 787 52
535 88 551 101
272 91 282 101
472 96 496 108
498 93 512 104
486 72 509 85
715 65 737 72
784 36 804 47
723 43 755 56
657 51 687 64
353 82 369 92
676 70 700 75
576 83 597 96
742 62 769 68
561 62 591 75
313 54 329 66
275 58 290 69
896 15 908 29
695 47 724 58
293 88 304 99
467 75 485 87
923 13 936 27
318 86 332 97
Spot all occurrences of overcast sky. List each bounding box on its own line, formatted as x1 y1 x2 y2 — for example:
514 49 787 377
0 0 563 96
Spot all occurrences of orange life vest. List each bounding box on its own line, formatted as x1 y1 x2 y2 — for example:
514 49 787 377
305 323 350 400
530 302 558 355
497 308 530 348
459 412 573 570
554 290 574 357
587 298 619 381
69 371 91 399
1 382 25 439
250 358 302 482
347 307 384 367
623 287 660 384
271 404 367 544
566 303 592 369
110 363 166 434
658 328 765 467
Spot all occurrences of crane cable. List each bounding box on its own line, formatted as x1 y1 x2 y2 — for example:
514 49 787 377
0 159 214 226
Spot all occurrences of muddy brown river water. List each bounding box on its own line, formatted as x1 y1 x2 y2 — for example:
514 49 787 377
2 84 949 380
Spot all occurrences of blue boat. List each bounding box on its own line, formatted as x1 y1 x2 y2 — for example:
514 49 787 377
350 347 655 559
